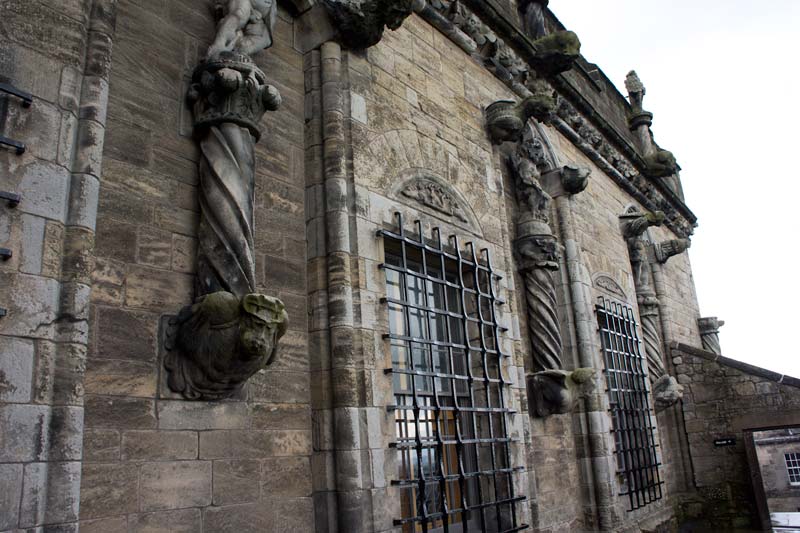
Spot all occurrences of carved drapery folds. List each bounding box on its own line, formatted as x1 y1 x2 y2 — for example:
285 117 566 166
698 317 725 355
620 208 687 410
323 0 414 48
165 9 288 401
655 238 691 264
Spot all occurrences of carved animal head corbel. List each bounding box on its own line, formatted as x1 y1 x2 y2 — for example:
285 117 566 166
527 368 596 417
653 374 684 411
165 291 289 400
560 165 590 194
486 88 556 145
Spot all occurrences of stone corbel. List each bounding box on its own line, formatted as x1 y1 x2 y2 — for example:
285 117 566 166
485 88 557 144
698 316 725 355
528 30 581 77
540 164 591 198
642 149 679 179
527 368 596 417
654 238 691 264
323 0 415 49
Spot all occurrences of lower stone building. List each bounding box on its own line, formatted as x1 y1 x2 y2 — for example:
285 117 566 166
0 0 797 532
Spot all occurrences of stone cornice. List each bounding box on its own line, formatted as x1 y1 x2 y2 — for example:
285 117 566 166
417 0 697 238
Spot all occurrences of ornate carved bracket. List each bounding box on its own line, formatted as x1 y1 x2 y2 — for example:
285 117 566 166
698 316 725 355
323 0 415 48
642 149 679 179
527 368 596 417
654 238 691 264
653 375 684 412
485 89 556 144
164 7 289 401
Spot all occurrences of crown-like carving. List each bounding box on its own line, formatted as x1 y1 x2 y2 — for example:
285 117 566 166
188 52 281 141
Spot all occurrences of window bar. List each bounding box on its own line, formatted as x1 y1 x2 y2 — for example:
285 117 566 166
395 213 430 532
484 245 520 530
414 219 452 533
435 227 471 532
453 234 489 531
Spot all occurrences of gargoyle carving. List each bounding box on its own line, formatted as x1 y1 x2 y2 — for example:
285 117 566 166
560 165 591 194
323 0 414 49
698 317 725 355
527 368 596 417
643 149 679 178
166 292 288 400
529 31 581 77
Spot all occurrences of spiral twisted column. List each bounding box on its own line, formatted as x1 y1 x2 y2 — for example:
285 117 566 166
523 265 563 372
639 298 666 380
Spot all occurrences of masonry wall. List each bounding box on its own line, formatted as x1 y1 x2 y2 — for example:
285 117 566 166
77 1 312 531
673 343 800 530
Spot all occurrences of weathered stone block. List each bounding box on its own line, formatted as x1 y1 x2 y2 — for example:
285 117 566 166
250 403 311 430
199 430 312 459
0 463 23 530
171 233 197 274
213 459 261 506
84 358 157 397
128 508 202 533
137 226 172 268
157 400 248 430
80 463 138 519
139 461 212 511
95 218 138 263
0 272 60 339
124 264 193 311
84 395 156 429
262 456 312 498
0 335 34 402
247 370 309 404
269 498 314 532
80 516 129 533
82 428 120 462
95 307 158 362
0 404 50 462
121 430 198 461
203 502 273 533
19 461 81 527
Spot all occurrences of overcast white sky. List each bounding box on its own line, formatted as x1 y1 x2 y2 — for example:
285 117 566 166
552 1 800 376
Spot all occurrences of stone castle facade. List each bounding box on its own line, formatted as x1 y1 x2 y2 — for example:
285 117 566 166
1 0 798 531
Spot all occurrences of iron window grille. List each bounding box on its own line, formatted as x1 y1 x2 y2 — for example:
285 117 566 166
785 453 800 485
379 213 528 533
596 297 664 511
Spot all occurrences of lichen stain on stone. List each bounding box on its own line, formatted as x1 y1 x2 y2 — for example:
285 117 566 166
0 370 17 396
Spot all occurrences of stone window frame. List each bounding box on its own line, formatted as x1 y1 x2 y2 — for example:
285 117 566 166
379 212 528 533
785 452 800 486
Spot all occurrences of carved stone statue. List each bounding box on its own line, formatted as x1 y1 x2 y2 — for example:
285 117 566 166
507 126 595 417
165 10 288 400
620 208 686 410
208 0 278 59
518 0 548 40
698 317 725 355
323 0 414 49
527 368 596 417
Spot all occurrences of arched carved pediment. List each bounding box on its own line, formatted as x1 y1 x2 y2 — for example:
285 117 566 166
390 172 483 236
593 273 627 301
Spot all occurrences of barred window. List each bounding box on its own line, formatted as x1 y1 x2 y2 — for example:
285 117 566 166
380 213 528 533
596 297 663 511
785 453 800 485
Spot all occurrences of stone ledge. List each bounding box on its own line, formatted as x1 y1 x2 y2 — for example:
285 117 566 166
670 342 800 388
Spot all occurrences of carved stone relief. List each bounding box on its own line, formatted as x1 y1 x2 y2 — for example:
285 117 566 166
593 274 626 301
400 178 468 223
527 368 596 418
164 6 288 400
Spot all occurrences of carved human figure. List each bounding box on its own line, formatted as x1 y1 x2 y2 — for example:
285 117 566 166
208 0 278 58
518 0 549 40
